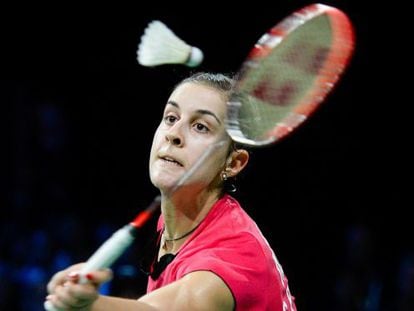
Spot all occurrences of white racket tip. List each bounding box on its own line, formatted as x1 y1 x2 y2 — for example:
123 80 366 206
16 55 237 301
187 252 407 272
44 300 62 311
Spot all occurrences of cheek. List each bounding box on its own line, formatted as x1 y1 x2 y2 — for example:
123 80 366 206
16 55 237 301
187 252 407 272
149 129 162 159
149 133 163 180
193 149 227 182
148 139 161 185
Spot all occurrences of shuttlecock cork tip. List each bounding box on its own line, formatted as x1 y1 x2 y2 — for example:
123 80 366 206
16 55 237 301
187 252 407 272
186 46 203 67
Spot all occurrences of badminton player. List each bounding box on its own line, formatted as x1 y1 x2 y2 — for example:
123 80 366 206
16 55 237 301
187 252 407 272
45 72 297 311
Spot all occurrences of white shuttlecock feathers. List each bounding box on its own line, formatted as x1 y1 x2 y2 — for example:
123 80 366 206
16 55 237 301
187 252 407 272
137 20 203 67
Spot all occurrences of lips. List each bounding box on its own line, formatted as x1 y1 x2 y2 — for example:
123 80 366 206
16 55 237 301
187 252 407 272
159 155 183 167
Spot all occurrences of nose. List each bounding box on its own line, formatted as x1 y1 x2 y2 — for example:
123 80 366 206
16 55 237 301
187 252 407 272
165 133 182 146
165 124 184 147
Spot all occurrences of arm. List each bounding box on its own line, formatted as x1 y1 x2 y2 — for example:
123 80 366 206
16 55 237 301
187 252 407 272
46 266 234 311
138 271 234 311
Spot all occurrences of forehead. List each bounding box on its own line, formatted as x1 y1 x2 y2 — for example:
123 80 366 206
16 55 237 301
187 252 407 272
168 83 227 117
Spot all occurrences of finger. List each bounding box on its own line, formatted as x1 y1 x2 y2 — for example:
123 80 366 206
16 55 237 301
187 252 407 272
47 270 68 294
47 291 70 310
68 282 100 305
44 296 65 311
81 268 113 286
47 263 85 294
53 282 96 309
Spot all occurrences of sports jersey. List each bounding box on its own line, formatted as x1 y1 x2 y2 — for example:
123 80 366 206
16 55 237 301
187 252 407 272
147 194 296 311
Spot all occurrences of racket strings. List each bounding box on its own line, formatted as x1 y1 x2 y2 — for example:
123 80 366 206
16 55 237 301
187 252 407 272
230 10 353 145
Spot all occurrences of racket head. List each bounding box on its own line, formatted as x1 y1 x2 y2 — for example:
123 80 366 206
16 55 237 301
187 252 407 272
226 3 355 147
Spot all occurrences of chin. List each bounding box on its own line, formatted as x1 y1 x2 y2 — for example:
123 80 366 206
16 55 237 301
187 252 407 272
150 175 178 192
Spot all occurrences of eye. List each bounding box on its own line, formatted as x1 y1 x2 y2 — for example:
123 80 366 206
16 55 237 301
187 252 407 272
164 115 177 125
194 122 210 133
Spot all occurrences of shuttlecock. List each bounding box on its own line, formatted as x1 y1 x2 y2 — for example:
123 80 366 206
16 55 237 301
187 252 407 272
137 20 203 67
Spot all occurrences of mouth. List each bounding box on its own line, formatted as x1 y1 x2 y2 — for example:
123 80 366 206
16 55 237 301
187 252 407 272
159 155 183 167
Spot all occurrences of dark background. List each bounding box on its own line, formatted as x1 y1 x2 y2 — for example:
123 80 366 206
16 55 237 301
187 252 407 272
1 1 411 310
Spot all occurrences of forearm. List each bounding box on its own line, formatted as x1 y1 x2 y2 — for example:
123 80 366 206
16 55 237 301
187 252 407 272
91 295 158 311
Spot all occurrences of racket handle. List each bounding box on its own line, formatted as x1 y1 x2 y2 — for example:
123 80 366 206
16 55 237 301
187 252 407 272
79 224 136 280
44 301 59 311
44 196 161 311
43 225 135 311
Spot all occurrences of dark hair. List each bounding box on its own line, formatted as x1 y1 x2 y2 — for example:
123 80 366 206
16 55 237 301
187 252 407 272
175 72 236 101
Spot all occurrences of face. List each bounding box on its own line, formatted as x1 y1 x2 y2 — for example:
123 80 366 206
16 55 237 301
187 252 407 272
149 82 231 193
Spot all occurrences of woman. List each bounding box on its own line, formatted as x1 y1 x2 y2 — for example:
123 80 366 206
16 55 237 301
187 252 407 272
45 72 297 310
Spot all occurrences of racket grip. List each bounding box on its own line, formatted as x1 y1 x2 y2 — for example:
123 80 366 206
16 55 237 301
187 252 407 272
78 224 136 281
43 225 135 311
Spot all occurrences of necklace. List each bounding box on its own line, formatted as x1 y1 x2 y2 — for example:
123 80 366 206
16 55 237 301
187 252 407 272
162 222 201 249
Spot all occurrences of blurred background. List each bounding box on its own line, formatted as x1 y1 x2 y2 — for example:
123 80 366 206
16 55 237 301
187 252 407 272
1 1 411 310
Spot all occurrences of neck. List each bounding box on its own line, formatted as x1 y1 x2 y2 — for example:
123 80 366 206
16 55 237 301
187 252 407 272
161 220 202 251
160 189 221 247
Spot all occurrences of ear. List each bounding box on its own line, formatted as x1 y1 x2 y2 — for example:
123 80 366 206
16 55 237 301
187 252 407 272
226 149 249 178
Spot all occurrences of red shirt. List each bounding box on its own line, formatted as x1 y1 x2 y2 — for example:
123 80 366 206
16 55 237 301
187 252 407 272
147 194 297 311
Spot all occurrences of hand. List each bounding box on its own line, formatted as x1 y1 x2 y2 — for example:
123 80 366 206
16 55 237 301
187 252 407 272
45 263 113 310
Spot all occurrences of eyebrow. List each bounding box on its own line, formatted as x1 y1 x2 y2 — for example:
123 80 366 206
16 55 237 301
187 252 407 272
167 101 222 125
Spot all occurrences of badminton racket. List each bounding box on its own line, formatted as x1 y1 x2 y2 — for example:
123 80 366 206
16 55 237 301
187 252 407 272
226 3 355 147
44 140 226 311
